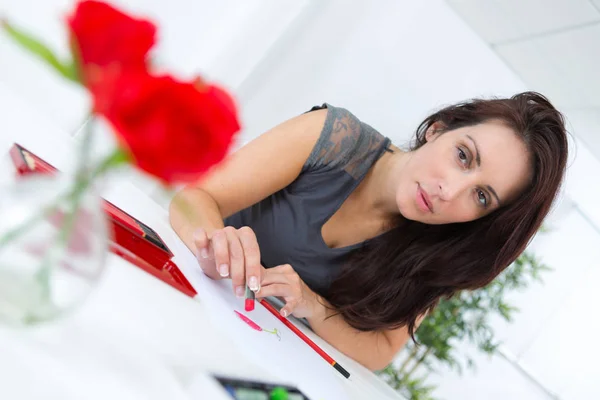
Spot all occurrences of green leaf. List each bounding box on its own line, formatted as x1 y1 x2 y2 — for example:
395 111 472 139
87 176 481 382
2 20 79 83
90 148 130 179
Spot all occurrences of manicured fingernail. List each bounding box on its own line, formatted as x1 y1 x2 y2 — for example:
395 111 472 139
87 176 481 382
219 264 229 277
235 286 245 298
282 309 288 318
248 276 259 292
200 248 209 259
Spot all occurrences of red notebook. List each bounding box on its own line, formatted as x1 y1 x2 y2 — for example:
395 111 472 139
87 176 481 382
9 143 197 298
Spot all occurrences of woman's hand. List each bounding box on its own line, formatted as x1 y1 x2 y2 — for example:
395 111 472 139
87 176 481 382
193 226 262 298
256 264 323 319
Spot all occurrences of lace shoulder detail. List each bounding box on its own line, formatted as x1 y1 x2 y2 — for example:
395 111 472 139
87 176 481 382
302 103 388 179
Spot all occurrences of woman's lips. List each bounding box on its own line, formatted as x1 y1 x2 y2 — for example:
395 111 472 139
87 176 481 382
417 184 433 213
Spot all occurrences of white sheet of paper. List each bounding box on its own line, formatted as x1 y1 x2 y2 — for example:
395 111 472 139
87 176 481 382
169 236 349 400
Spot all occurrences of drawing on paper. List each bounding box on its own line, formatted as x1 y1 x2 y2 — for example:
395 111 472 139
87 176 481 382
235 310 281 341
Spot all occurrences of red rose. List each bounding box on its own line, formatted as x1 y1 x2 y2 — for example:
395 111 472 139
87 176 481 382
66 1 240 185
68 0 156 76
96 72 240 184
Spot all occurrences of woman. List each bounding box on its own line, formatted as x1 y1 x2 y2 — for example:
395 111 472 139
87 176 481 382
169 91 568 371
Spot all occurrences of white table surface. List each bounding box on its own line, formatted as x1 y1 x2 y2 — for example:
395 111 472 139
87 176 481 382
0 83 403 400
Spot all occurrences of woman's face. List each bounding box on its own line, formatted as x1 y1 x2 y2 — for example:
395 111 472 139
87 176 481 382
396 120 532 224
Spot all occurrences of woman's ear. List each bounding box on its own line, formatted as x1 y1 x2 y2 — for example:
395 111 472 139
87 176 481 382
425 121 445 142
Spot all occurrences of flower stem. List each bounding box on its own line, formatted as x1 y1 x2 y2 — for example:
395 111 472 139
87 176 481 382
0 146 128 251
0 198 65 249
35 117 99 300
33 145 128 298
0 115 129 313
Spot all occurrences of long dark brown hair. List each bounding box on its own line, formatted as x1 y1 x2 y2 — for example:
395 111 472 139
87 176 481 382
326 91 569 338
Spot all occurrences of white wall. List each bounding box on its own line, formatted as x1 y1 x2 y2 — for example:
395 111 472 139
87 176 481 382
0 0 311 196
1 0 598 399
235 0 526 146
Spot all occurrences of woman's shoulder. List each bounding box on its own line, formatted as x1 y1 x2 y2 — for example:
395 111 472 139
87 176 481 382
302 103 390 177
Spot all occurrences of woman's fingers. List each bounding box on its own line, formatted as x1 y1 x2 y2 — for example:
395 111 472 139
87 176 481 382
193 226 267 300
225 227 244 279
279 301 297 318
226 229 246 297
258 266 302 318
193 228 220 279
255 284 292 299
259 264 318 319
267 264 295 275
193 228 210 259
256 283 297 318
238 226 262 293
260 264 295 286
211 229 230 278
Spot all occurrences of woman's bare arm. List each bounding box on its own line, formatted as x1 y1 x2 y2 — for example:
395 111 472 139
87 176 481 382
307 298 412 371
169 109 328 249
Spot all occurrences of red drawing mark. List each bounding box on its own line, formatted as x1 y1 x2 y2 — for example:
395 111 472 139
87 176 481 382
235 310 261 331
234 310 281 341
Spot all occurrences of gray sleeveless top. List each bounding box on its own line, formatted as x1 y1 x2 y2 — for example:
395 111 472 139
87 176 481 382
224 104 391 297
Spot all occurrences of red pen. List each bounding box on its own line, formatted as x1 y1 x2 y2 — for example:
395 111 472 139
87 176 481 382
244 285 255 311
259 299 350 379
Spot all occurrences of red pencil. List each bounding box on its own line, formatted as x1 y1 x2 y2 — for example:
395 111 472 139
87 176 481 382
259 299 350 379
245 285 255 311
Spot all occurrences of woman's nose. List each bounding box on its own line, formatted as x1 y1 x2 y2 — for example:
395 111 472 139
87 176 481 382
439 175 474 202
439 183 458 201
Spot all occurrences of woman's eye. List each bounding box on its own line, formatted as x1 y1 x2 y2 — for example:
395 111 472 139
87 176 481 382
457 147 469 166
477 190 488 207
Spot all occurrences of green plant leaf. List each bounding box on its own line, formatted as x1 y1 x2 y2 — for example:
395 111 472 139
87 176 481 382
381 229 552 399
2 20 79 83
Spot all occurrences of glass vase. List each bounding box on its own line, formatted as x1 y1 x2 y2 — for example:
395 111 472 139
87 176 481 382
0 173 109 326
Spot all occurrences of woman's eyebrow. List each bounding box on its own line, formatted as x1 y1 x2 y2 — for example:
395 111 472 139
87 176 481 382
466 135 480 167
467 134 501 206
486 185 501 206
